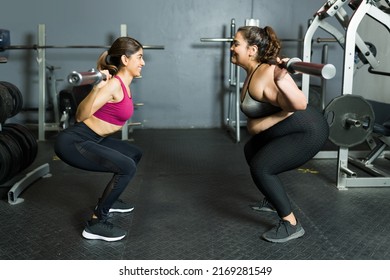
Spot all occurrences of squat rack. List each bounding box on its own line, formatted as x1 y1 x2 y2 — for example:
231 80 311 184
302 0 390 189
201 19 242 142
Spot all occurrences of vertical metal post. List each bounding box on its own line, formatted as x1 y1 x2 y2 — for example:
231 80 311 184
335 1 370 189
229 19 241 143
342 2 370 96
301 17 316 99
337 147 349 190
120 24 129 141
235 64 240 143
229 19 236 86
37 24 46 141
321 44 329 110
226 18 241 143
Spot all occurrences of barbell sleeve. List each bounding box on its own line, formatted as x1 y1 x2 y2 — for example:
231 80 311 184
285 57 336 80
67 69 107 86
345 118 362 128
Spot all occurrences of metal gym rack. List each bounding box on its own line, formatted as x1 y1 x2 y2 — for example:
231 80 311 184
302 0 390 189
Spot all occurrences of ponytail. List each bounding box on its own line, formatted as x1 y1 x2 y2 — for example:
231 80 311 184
96 37 143 76
97 50 119 75
237 25 281 65
261 26 281 65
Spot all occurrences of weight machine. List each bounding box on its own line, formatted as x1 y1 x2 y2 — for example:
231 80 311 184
302 0 390 189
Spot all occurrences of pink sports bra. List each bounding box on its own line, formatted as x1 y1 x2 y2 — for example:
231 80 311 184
93 76 134 125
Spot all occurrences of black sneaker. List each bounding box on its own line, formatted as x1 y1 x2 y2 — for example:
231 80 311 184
109 199 135 213
82 219 127 242
262 219 305 243
251 198 277 213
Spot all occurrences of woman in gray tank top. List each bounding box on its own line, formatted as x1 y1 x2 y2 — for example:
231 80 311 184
231 25 329 243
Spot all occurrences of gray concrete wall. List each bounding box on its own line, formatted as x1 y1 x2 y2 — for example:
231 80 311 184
1 0 346 129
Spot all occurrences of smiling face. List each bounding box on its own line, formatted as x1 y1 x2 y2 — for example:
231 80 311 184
231 32 245 65
230 31 252 68
123 49 145 77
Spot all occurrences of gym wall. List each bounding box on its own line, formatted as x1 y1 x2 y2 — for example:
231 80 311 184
1 0 345 129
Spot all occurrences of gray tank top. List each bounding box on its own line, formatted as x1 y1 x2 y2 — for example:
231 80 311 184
240 64 281 119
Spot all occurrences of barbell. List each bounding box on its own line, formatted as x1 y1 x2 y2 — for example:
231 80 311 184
67 68 372 148
67 58 336 87
324 94 375 147
67 69 107 86
283 57 336 80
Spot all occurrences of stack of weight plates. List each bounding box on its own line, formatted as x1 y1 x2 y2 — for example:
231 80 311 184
0 81 37 184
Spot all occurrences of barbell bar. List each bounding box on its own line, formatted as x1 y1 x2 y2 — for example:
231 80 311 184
284 57 336 80
0 44 165 50
199 44 337 80
68 69 106 86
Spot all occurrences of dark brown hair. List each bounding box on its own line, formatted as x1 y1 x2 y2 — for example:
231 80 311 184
97 37 143 75
237 26 281 65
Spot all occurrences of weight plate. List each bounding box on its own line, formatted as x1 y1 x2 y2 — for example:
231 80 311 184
0 139 12 184
0 133 22 181
3 124 31 170
6 123 38 166
0 81 23 117
324 94 375 147
0 84 13 122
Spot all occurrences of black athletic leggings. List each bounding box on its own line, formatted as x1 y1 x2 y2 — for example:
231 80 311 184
244 105 329 218
54 122 142 220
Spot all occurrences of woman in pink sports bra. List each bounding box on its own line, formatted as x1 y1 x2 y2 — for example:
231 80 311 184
55 37 145 242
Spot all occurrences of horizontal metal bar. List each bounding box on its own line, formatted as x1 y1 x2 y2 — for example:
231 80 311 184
314 150 371 159
200 37 335 44
201 38 305 43
286 57 336 79
129 122 142 126
200 38 233 42
344 177 390 187
1 45 164 50
68 69 106 86
316 38 338 43
340 166 357 178
280 38 303 42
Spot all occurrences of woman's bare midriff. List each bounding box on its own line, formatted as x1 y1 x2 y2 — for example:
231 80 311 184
83 116 123 137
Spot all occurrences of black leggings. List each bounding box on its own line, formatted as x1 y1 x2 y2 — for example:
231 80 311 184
244 106 329 217
54 122 142 220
